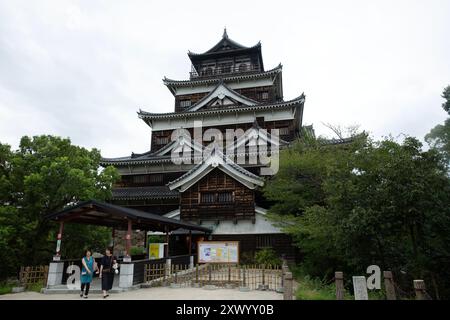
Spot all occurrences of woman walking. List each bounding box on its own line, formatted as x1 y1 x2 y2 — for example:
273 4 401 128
80 249 95 299
99 247 117 298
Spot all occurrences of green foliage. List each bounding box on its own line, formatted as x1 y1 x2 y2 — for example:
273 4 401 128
441 85 450 115
26 281 45 293
0 135 119 279
239 251 256 265
264 133 450 298
0 282 14 295
254 248 282 266
291 266 338 300
147 235 165 243
425 85 450 164
130 246 146 256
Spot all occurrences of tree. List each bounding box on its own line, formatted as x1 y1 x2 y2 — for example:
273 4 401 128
0 135 119 278
425 85 450 164
264 133 450 298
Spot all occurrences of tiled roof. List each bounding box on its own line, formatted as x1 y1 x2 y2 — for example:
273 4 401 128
137 92 305 120
112 186 179 200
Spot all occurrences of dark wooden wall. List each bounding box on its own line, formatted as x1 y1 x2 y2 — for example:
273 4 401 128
180 169 255 222
168 233 299 263
174 85 279 112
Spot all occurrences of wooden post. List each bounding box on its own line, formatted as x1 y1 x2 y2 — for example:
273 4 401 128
335 271 344 300
188 230 192 255
208 264 212 282
55 220 64 258
165 226 169 257
383 271 397 300
414 280 428 300
283 271 293 300
125 219 132 257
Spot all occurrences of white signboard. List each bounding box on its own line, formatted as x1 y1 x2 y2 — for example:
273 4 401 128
198 241 239 264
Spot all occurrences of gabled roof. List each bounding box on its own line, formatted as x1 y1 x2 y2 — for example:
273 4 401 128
226 120 289 155
188 28 260 57
138 93 305 123
167 144 264 192
152 132 204 156
187 29 264 72
186 81 258 112
100 134 205 166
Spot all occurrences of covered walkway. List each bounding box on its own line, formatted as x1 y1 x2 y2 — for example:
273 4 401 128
45 200 211 259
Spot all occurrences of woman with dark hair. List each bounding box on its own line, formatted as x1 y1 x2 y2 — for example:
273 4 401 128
99 247 117 298
80 249 95 298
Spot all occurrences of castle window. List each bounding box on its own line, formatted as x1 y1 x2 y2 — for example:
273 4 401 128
217 192 233 203
132 175 148 184
261 91 269 100
201 192 215 204
180 100 191 108
256 235 274 249
278 127 290 136
238 64 248 72
149 174 163 183
156 136 169 145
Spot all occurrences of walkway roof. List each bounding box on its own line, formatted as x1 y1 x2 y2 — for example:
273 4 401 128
45 200 211 233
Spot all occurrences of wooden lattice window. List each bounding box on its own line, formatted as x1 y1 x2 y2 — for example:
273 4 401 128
201 192 216 204
217 192 233 203
278 127 290 136
180 100 191 108
133 175 148 184
156 136 169 145
149 174 163 183
261 91 269 100
256 235 274 248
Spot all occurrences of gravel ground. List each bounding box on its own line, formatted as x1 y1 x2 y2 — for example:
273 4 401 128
0 287 282 300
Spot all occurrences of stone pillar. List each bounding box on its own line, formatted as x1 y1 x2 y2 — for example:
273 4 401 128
189 255 194 269
335 271 344 300
352 276 369 300
283 271 293 300
165 258 172 277
119 263 134 288
414 280 428 300
47 262 64 287
383 271 397 300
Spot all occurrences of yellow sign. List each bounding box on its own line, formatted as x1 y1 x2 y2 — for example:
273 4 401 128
149 243 164 259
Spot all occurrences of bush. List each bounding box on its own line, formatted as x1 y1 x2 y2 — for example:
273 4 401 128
130 246 146 256
0 282 14 295
239 251 256 265
254 248 282 266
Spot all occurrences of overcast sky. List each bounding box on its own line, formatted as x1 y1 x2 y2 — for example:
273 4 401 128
0 0 449 157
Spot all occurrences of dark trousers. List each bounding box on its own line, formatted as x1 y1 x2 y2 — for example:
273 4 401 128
81 282 90 296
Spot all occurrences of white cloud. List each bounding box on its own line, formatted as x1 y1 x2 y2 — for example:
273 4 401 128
0 0 449 157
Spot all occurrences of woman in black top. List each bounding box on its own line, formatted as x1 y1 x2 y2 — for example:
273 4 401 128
99 247 117 298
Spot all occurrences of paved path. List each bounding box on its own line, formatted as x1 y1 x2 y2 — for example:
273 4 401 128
0 287 282 300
